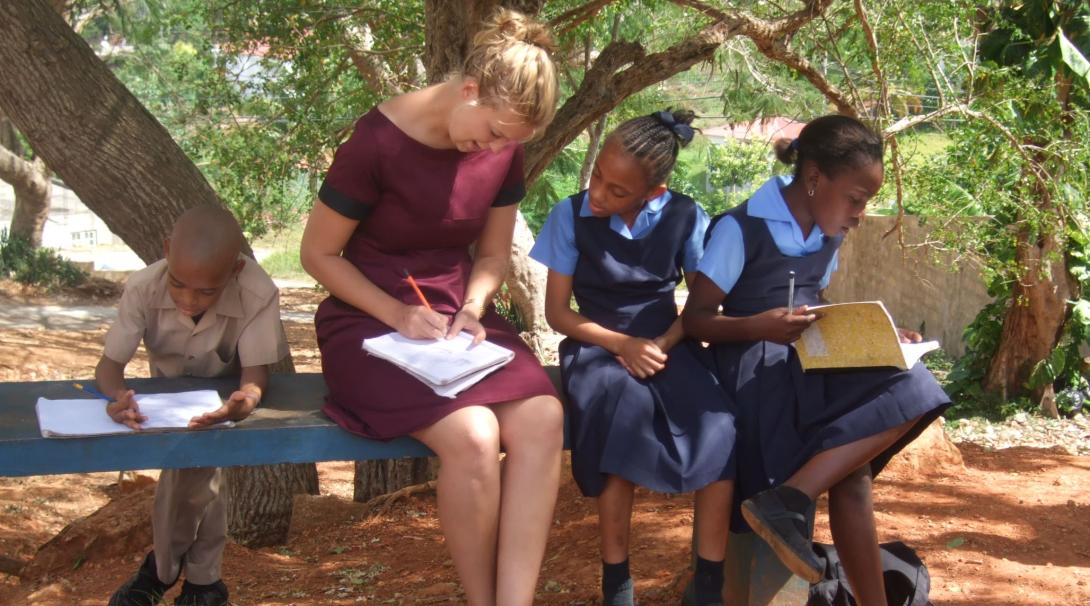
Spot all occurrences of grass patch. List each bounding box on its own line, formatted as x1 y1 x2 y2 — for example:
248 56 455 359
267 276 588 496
255 222 310 280
260 247 308 280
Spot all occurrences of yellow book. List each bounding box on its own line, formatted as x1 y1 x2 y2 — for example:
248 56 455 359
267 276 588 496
794 301 940 371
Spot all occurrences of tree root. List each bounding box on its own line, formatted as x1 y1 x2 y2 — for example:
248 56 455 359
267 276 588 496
0 554 25 577
361 480 437 517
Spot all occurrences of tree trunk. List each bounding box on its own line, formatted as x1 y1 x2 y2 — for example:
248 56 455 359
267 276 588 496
0 0 316 546
0 0 235 262
223 348 318 547
353 458 437 502
0 145 51 248
223 463 312 548
983 221 1073 412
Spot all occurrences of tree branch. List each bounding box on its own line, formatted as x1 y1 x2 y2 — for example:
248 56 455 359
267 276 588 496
549 0 618 34
526 0 838 181
343 22 404 96
0 142 38 189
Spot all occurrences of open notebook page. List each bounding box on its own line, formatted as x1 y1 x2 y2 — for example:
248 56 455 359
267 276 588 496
36 390 230 437
362 332 515 386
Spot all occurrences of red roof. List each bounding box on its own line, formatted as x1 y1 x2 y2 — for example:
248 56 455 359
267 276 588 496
702 117 806 144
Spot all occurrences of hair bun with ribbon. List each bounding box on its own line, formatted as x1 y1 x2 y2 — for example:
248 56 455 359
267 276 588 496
653 110 695 145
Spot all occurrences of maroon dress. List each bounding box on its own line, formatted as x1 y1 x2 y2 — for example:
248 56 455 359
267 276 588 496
314 108 558 439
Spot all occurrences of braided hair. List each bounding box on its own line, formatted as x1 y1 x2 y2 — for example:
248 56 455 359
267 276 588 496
607 109 697 187
773 115 883 180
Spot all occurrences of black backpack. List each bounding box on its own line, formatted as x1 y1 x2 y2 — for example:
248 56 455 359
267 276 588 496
807 541 932 606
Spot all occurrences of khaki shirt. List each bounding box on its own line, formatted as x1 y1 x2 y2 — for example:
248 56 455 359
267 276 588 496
103 257 288 378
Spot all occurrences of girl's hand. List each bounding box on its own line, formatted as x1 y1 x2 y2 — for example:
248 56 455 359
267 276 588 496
447 305 487 344
897 327 923 344
616 337 667 379
754 306 817 344
652 333 678 354
393 304 448 340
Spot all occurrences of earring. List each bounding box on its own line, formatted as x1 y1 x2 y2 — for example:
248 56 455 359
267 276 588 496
808 188 815 197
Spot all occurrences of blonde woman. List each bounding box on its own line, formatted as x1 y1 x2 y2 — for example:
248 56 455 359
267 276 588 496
300 10 561 606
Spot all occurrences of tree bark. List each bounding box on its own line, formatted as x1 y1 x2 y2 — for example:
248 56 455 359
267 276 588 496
353 458 437 502
0 144 51 248
983 222 1072 410
0 0 233 263
0 0 317 546
223 345 318 547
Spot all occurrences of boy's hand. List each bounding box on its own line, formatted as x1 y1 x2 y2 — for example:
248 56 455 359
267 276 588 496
106 389 146 430
897 327 923 343
393 304 448 340
755 306 818 344
616 337 667 379
188 391 258 428
447 306 486 345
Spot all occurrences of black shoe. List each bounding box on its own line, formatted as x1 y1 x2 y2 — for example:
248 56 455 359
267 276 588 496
108 552 175 606
740 485 823 583
174 580 230 606
603 577 635 606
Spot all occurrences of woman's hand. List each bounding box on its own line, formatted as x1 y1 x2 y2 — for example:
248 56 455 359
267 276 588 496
752 306 818 344
448 305 487 344
392 304 448 340
897 327 923 344
615 337 667 379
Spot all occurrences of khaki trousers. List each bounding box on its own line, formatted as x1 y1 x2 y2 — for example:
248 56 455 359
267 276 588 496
152 467 225 585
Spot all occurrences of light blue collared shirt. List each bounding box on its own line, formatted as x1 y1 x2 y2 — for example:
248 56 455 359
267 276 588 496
697 175 838 294
530 191 710 276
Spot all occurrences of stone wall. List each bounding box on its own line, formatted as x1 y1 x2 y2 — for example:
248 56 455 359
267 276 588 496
824 214 992 357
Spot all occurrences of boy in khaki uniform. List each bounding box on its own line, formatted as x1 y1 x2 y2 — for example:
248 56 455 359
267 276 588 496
100 205 288 606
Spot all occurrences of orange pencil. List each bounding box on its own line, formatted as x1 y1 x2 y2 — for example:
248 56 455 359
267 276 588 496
402 269 433 311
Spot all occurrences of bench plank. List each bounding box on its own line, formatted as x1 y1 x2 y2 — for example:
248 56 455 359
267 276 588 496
0 373 432 476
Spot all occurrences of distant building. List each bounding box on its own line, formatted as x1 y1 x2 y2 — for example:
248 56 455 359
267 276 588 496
0 180 144 271
702 116 806 145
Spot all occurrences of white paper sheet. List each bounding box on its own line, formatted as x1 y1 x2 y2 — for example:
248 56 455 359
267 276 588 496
36 390 230 437
362 331 514 387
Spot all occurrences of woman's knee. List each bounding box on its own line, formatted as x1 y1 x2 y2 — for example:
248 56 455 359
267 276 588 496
501 395 564 453
427 409 502 474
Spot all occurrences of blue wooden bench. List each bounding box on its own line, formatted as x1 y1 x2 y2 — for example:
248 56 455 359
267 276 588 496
0 370 809 604
0 373 433 476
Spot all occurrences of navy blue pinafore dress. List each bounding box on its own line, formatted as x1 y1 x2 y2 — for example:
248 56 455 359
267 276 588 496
708 202 950 527
561 191 737 497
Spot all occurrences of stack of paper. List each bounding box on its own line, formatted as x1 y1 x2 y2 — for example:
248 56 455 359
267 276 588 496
362 332 515 398
36 390 230 437
794 301 940 371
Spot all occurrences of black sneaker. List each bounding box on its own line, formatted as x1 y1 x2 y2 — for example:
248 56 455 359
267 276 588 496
740 485 822 583
108 552 175 606
603 577 635 606
174 580 230 606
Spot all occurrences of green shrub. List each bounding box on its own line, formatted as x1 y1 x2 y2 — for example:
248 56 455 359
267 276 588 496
0 231 87 290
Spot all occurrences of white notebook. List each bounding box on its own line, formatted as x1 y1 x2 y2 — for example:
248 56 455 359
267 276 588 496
362 332 515 397
36 390 231 437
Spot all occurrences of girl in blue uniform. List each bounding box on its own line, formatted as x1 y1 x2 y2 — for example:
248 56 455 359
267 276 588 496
530 110 736 606
683 115 950 605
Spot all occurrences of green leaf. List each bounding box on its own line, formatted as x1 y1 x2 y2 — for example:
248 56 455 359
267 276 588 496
1073 300 1090 327
1059 27 1090 86
946 537 966 549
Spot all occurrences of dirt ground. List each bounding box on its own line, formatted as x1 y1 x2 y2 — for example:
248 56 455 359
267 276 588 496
0 282 1088 605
